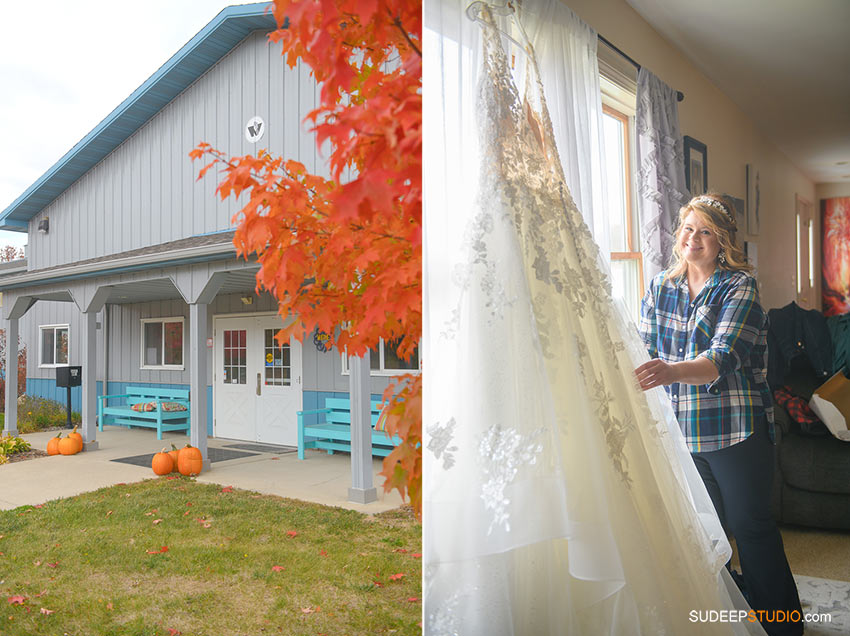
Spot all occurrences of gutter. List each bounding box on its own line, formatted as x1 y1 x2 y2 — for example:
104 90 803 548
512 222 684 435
0 242 244 291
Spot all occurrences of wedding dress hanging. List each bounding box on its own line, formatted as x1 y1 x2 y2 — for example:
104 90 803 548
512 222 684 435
424 5 765 634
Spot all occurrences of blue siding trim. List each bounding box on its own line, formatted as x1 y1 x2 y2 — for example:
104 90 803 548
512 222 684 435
0 3 276 230
26 378 105 412
301 390 383 426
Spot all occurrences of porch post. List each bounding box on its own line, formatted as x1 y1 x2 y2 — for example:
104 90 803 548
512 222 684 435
81 311 99 450
189 302 211 470
348 350 377 504
3 317 19 436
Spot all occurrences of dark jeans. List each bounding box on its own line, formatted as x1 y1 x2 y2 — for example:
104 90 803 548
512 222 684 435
692 419 804 636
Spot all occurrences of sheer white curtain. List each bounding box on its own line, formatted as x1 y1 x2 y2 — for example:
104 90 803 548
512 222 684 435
636 67 689 285
519 1 610 256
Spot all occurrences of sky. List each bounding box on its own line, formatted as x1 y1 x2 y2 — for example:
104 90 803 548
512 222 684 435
0 0 264 252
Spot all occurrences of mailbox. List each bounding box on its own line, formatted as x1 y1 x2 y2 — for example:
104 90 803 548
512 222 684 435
56 366 82 388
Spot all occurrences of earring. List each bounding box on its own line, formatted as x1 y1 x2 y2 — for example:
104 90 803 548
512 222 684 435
718 250 727 265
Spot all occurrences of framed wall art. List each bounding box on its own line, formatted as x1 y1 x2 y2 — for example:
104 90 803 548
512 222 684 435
821 196 850 316
683 136 707 196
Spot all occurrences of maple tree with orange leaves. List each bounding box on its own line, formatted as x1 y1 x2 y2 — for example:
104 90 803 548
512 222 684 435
191 0 422 515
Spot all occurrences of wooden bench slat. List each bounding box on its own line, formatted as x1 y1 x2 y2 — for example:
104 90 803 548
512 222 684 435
296 397 395 460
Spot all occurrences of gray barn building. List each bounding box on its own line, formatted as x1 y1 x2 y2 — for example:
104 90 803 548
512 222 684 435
0 3 415 490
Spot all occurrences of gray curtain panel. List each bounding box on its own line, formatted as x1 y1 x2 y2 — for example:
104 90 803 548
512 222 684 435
636 68 689 286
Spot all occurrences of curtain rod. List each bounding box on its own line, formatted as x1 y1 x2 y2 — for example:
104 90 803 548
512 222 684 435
598 34 685 102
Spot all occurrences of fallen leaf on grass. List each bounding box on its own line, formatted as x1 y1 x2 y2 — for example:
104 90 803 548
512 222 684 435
220 486 233 493
372 580 384 588
411 553 422 558
168 629 182 635
33 560 41 567
7 596 26 605
407 597 420 603
46 562 59 568
144 510 158 516
166 476 178 480
33 591 46 598
105 510 113 517
271 565 285 572
300 606 320 614
389 573 405 581
194 518 212 528
287 530 298 538
152 519 163 525
319 549 328 557
33 504 43 509
39 608 54 615
146 546 169 554
393 548 408 553
106 602 113 611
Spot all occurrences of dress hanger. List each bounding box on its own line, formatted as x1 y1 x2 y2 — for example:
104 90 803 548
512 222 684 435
465 1 533 60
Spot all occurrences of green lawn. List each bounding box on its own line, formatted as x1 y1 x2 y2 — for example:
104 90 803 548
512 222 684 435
0 478 421 635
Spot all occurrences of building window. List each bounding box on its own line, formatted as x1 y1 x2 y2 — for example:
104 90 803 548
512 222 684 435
141 318 184 370
39 324 69 368
342 339 421 376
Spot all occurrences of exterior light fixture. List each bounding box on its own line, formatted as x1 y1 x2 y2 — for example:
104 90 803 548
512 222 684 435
38 218 49 233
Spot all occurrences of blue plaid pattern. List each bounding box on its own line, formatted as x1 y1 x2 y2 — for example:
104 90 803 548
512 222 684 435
638 268 773 452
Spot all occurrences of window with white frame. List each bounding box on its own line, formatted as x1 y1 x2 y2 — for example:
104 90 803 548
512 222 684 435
599 45 643 322
141 317 184 369
39 324 69 367
342 338 421 376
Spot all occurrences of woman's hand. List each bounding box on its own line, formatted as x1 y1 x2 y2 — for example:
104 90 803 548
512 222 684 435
634 359 679 391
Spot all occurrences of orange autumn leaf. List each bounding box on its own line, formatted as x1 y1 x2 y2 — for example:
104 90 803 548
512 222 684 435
39 607 54 615
388 573 405 581
220 486 234 493
146 546 169 554
271 565 285 572
286 530 298 538
7 595 26 605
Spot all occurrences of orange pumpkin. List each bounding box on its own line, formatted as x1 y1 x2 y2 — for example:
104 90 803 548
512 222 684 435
58 436 80 455
168 444 180 471
46 433 62 456
68 426 83 452
177 444 203 476
152 449 173 475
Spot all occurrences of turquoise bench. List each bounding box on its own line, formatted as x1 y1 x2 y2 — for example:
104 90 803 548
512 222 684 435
98 387 191 440
297 397 400 460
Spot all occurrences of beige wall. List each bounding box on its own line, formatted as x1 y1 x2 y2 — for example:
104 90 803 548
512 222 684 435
817 184 850 201
563 0 819 311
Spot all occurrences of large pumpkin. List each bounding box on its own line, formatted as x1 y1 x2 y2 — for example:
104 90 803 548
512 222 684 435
46 433 62 456
152 449 173 476
58 436 80 456
68 426 83 452
177 444 203 476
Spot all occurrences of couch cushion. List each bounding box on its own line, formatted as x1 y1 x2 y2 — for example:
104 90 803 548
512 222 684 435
778 431 850 495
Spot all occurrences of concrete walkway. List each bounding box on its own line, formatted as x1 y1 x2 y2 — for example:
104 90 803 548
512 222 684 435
1 427 405 514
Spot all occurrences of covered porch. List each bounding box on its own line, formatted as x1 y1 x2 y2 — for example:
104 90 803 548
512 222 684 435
1 246 387 505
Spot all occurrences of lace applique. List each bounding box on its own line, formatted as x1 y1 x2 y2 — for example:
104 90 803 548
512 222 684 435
591 377 634 486
479 425 545 534
426 590 461 636
427 418 459 470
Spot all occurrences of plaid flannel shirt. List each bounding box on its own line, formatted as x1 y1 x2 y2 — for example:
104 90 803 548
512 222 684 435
638 268 774 452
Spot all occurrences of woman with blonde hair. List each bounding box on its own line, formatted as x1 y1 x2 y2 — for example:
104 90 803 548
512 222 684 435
636 193 803 636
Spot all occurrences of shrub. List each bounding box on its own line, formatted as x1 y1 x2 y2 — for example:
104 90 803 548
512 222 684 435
16 396 81 434
0 434 31 464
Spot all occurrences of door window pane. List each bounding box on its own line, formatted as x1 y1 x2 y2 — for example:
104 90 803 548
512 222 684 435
263 328 290 386
224 329 247 385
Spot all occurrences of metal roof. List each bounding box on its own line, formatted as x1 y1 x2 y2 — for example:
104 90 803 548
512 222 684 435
0 2 276 232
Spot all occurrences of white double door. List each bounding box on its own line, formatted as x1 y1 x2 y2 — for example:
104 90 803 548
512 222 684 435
214 314 302 446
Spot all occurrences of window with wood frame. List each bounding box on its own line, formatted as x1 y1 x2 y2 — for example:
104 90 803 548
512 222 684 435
602 104 643 322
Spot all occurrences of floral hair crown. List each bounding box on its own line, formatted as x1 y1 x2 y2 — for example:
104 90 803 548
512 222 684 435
693 196 735 226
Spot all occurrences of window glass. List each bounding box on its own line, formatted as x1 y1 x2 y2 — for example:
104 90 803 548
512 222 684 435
41 328 55 365
383 339 419 370
263 328 290 386
163 322 183 366
144 322 163 366
603 113 628 252
224 329 247 384
55 328 69 364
